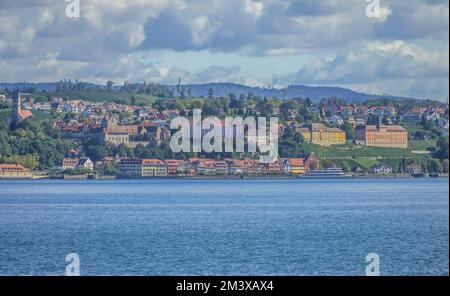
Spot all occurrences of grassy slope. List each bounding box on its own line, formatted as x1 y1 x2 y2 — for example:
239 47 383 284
303 140 433 171
408 140 437 151
306 142 425 159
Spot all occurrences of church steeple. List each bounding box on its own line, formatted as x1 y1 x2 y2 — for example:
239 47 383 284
12 90 21 118
7 90 21 127
7 90 32 128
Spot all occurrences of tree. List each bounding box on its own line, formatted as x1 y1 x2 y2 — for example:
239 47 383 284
367 115 380 125
180 86 186 100
280 100 300 121
256 98 273 117
229 93 242 110
63 113 76 123
86 145 111 162
102 163 118 176
207 88 214 100
414 131 426 140
1 154 39 170
442 159 449 174
187 86 192 98
0 99 11 109
63 168 93 175
1 117 73 169
115 144 135 158
427 159 442 173
305 97 312 108
436 136 449 160
341 121 354 140
106 81 114 91
279 128 306 157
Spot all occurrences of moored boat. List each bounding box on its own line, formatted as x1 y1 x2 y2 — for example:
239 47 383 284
298 167 352 179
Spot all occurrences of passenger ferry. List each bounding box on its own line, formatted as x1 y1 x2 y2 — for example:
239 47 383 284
298 168 352 179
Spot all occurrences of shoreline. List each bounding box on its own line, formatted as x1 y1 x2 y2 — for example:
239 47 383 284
1 174 448 181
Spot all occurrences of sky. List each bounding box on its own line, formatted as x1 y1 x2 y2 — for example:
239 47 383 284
0 0 448 100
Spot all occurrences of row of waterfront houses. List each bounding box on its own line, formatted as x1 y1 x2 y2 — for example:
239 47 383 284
62 157 95 171
116 154 320 178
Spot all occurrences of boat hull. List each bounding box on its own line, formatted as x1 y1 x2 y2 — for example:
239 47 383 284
297 174 352 179
297 168 352 179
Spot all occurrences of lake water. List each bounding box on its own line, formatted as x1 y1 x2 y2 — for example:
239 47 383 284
0 178 448 276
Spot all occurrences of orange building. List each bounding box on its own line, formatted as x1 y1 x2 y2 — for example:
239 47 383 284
165 159 186 175
0 164 32 179
298 123 346 146
141 159 167 177
102 126 138 145
355 125 408 149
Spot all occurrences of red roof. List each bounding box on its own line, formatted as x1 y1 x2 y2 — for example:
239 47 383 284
62 158 79 166
288 158 305 166
142 159 165 165
165 160 185 165
197 160 216 167
0 164 29 172
19 110 33 119
104 125 138 134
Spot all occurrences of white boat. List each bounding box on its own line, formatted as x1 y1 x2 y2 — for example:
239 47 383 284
298 168 352 179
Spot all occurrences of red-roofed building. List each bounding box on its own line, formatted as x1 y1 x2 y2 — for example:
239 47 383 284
196 159 217 175
117 158 167 178
283 158 306 175
355 125 408 149
18 110 33 120
283 154 319 175
266 159 282 174
142 159 167 177
117 158 142 178
0 164 32 179
62 157 94 171
165 160 187 175
214 160 228 175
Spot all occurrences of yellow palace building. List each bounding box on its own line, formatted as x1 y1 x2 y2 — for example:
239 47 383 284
299 123 346 146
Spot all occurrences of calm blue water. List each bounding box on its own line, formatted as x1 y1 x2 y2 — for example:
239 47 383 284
0 178 448 276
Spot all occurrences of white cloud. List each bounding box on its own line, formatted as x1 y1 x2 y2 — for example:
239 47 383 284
275 41 449 100
128 24 146 47
245 0 264 18
190 16 220 47
0 0 448 99
296 41 449 83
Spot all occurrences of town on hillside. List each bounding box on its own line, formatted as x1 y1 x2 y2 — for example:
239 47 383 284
0 81 449 179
